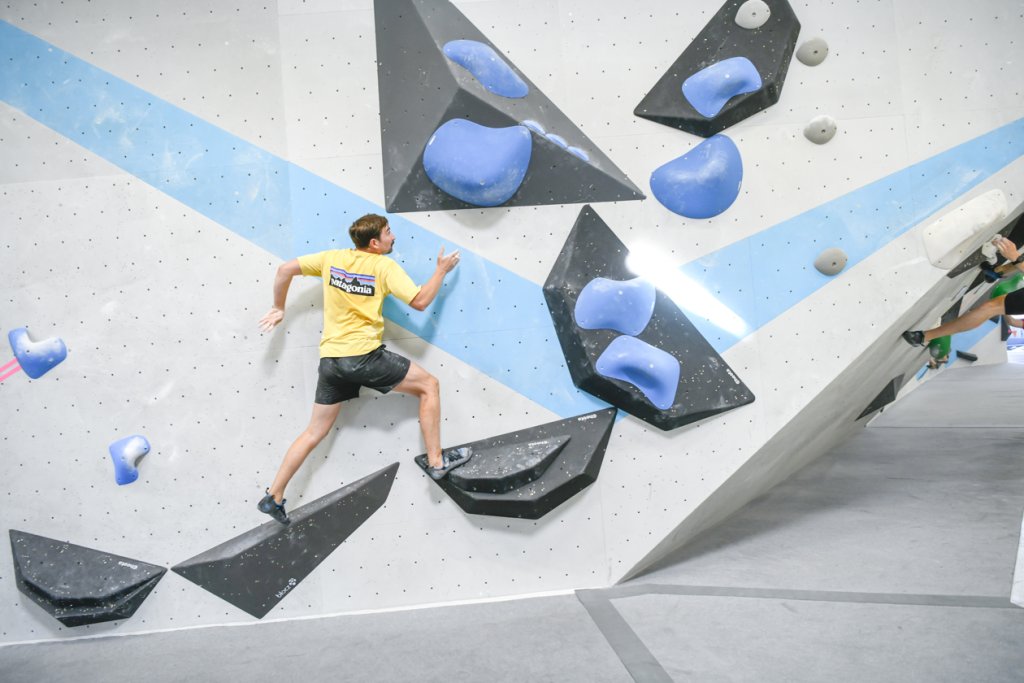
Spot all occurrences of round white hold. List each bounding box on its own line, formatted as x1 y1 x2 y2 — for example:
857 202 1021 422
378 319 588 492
814 248 848 276
804 115 838 144
735 0 771 29
796 37 829 66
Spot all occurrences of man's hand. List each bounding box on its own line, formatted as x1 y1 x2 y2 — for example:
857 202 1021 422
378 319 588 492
258 307 285 333
436 246 461 273
994 236 1020 262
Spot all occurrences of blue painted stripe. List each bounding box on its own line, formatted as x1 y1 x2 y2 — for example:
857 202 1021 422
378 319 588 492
951 320 1000 362
678 121 1024 351
0 20 604 418
3 19 1023 421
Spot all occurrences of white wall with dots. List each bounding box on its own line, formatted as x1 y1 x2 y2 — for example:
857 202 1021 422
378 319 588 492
0 0 1022 643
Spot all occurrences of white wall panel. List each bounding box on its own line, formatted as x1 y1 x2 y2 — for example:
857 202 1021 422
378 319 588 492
1 0 1022 643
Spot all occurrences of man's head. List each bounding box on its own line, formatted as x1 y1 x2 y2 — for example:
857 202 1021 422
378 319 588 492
349 213 396 254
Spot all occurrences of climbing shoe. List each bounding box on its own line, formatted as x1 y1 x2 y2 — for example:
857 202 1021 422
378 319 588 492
980 262 1001 283
426 446 473 481
257 490 291 525
901 330 925 347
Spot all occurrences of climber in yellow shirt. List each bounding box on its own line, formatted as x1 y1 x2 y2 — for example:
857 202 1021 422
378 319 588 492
256 213 471 523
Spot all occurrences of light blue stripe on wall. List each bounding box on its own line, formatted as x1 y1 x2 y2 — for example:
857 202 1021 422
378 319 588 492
678 122 1024 351
2 19 1023 420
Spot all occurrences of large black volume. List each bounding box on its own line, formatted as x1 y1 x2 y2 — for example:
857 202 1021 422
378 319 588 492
544 206 755 430
374 0 643 212
10 530 166 627
415 408 615 519
634 0 800 137
172 463 398 619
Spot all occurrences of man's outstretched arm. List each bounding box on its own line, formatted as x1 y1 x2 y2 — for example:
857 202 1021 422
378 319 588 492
258 258 303 332
408 247 460 312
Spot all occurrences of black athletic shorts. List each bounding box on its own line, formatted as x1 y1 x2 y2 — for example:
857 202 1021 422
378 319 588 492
314 345 411 405
1004 288 1024 315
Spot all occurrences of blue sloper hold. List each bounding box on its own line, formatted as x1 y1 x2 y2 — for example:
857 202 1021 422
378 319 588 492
8 327 67 379
568 146 590 162
650 134 743 218
108 435 151 485
443 39 528 99
521 119 545 135
682 56 763 118
596 336 681 410
546 133 569 149
575 277 657 336
423 120 532 206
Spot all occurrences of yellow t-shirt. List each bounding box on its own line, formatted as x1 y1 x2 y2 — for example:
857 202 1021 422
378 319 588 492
298 249 421 357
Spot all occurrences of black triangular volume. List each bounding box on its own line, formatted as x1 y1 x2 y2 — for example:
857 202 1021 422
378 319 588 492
543 206 755 430
414 409 615 519
172 463 398 619
634 0 800 137
9 530 166 627
946 207 1023 281
941 299 963 326
856 375 905 420
375 0 643 212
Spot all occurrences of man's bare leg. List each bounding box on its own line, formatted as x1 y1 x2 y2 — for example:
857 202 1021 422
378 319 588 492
393 362 443 468
922 295 1006 343
267 401 343 503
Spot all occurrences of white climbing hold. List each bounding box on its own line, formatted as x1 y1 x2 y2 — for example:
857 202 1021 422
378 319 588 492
921 189 1008 269
814 247 848 276
803 115 838 144
735 0 771 29
796 37 829 66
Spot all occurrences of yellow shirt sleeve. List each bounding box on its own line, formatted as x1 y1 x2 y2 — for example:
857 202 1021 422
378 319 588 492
381 259 421 305
298 251 326 277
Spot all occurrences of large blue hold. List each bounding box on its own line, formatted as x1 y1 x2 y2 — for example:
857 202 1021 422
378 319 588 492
423 120 532 207
443 40 529 99
682 56 763 118
575 277 656 336
650 135 743 218
8 327 67 379
108 435 151 485
596 336 680 410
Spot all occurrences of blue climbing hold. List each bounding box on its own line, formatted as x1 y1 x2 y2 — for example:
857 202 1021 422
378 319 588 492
108 435 151 485
650 134 743 218
567 146 589 162
596 336 680 410
575 277 657 336
521 119 546 135
682 56 763 118
423 119 532 207
443 40 528 99
545 133 569 149
7 327 67 379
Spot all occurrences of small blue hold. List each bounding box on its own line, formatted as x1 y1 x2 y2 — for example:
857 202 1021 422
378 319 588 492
575 277 656 336
567 146 589 162
521 119 546 136
596 336 680 410
7 327 67 379
682 56 763 118
443 40 528 99
545 133 569 149
650 135 743 219
423 119 532 207
108 435 151 486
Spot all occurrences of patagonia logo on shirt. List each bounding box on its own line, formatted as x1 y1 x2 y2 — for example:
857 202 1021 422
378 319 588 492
329 267 376 296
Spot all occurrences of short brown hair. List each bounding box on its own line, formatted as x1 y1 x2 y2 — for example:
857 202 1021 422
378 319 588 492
349 213 388 248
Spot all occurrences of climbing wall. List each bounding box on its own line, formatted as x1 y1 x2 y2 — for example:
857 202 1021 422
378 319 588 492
1 0 1023 643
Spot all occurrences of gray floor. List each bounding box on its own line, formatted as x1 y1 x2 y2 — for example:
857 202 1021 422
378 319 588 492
2 364 1023 682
